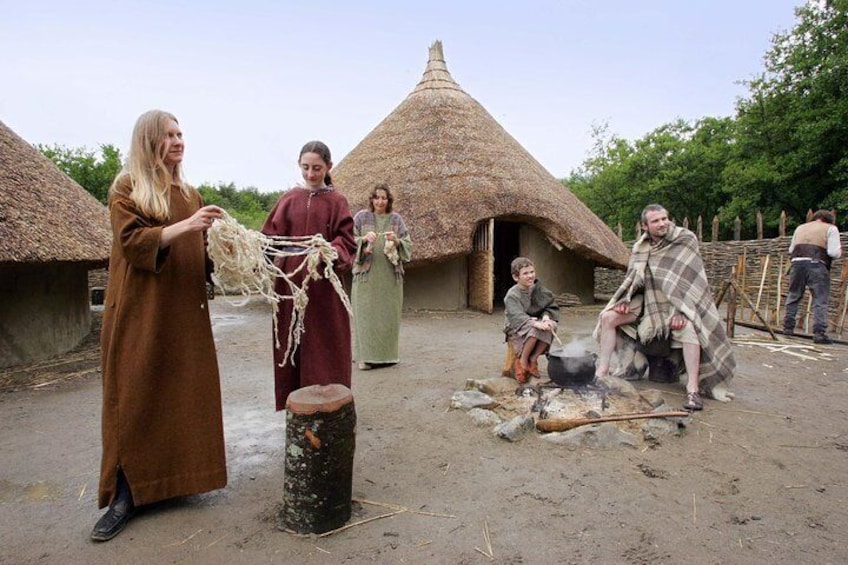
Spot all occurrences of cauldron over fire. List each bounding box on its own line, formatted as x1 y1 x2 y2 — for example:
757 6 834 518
546 349 597 386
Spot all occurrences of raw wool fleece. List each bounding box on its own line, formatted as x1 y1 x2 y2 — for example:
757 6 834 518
98 178 227 508
595 225 735 396
351 211 410 281
261 186 357 410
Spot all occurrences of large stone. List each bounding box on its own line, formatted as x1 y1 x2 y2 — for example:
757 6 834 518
596 375 641 399
451 390 498 410
639 389 667 408
468 408 503 427
641 418 684 442
540 423 639 449
494 414 536 442
652 404 693 425
465 377 518 396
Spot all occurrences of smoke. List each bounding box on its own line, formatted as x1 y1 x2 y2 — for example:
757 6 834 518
552 336 595 357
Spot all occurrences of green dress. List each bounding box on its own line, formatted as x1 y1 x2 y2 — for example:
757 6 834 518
352 212 412 364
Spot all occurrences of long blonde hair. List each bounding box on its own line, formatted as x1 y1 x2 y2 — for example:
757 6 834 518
110 109 192 221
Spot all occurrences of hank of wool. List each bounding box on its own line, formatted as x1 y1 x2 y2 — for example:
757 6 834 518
206 211 352 367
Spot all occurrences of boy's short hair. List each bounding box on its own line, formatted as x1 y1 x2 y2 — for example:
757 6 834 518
510 257 534 276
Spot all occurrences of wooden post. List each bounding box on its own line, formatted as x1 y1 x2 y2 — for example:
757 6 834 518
682 216 690 230
502 341 516 378
806 209 813 222
739 251 748 321
616 222 623 239
802 293 812 334
697 215 703 241
281 384 356 534
754 255 770 322
775 255 785 326
726 270 737 338
838 262 848 336
635 221 642 240
779 211 786 237
712 215 720 242
756 211 763 240
733 217 741 241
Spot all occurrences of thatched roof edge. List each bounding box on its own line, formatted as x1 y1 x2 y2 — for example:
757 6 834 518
0 119 112 265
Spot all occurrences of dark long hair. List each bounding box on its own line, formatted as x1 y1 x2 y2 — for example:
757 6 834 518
299 140 333 186
368 183 394 213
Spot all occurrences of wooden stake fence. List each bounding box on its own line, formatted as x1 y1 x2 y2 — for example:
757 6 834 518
717 252 848 341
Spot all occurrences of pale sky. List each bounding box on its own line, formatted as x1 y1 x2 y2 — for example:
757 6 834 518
2 1 801 192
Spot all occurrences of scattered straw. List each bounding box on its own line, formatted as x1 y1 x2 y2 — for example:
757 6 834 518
692 494 697 524
474 518 494 560
283 498 454 539
207 211 352 367
165 528 203 547
353 497 455 518
205 535 227 549
316 510 405 538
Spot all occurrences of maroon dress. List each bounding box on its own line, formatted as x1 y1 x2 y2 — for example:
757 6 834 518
261 185 356 410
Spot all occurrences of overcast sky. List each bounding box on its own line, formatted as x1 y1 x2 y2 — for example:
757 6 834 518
1 1 801 192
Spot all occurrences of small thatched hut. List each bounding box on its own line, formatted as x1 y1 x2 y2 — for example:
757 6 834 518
0 119 111 368
333 41 628 312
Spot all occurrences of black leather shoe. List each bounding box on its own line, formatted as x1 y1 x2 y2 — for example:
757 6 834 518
813 333 833 345
90 498 135 542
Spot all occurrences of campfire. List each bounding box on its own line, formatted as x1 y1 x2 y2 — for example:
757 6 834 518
452 341 691 448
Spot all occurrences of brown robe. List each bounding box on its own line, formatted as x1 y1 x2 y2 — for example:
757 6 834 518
261 186 356 410
98 177 227 508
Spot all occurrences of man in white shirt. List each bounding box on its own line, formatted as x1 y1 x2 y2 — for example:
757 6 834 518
783 209 842 344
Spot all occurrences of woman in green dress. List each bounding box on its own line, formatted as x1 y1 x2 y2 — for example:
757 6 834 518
352 184 412 370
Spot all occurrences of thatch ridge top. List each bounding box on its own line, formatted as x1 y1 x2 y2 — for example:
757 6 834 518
333 42 628 269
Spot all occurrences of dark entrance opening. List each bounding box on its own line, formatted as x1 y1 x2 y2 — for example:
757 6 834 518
493 220 521 306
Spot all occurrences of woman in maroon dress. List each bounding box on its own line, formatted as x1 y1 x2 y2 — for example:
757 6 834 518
261 141 356 410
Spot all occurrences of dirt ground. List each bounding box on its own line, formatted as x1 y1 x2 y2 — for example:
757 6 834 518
1 296 847 565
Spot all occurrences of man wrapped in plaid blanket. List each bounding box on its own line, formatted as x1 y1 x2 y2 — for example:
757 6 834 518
593 204 735 411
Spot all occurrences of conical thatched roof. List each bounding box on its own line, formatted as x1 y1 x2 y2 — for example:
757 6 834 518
332 41 628 269
0 120 111 267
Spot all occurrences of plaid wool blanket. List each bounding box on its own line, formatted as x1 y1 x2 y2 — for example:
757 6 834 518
598 225 735 394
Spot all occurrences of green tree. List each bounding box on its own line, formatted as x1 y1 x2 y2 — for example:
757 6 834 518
196 182 280 230
568 2 848 236
731 0 848 227
37 144 123 204
567 119 735 238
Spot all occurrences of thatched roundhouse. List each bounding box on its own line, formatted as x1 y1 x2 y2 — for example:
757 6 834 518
332 41 628 312
0 120 111 369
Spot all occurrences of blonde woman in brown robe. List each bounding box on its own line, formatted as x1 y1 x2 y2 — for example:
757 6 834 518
92 110 227 542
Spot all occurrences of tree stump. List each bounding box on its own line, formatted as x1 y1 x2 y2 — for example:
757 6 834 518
280 384 356 534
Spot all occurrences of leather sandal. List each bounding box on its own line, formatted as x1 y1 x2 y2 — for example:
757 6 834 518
683 391 703 411
514 359 528 384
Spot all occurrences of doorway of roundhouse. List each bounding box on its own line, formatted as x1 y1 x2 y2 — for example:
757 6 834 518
467 219 520 313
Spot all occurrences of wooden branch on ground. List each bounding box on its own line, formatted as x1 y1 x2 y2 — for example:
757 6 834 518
536 411 690 433
732 319 848 345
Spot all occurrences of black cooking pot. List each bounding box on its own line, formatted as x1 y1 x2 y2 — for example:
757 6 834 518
546 349 597 386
